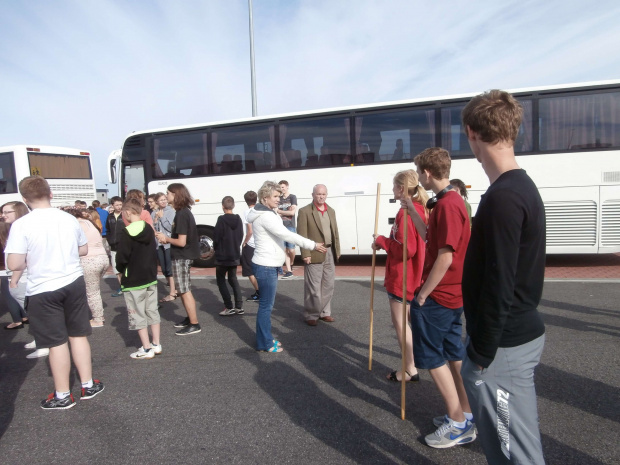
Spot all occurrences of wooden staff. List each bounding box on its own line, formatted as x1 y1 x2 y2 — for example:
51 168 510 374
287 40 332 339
400 179 409 420
368 183 381 371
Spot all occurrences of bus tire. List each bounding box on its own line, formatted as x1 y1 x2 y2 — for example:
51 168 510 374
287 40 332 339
194 225 216 268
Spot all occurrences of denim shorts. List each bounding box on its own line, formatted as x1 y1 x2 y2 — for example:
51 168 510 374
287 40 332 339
387 292 412 304
410 296 465 370
283 226 296 249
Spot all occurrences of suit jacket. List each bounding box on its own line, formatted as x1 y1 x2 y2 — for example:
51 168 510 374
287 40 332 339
297 203 340 264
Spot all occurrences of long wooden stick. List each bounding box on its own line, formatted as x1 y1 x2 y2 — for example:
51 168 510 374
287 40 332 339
368 183 381 371
401 180 409 420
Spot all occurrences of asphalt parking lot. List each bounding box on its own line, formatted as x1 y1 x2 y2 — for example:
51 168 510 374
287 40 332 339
1 278 619 464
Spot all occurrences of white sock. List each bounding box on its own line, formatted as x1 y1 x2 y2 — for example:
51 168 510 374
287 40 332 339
464 412 474 421
81 379 93 389
452 419 467 429
56 390 71 399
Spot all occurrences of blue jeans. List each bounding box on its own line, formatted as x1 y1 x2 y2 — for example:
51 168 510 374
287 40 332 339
1 276 27 323
252 263 278 350
157 246 173 277
283 226 297 249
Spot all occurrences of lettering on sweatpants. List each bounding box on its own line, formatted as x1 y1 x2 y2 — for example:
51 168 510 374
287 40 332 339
497 388 511 459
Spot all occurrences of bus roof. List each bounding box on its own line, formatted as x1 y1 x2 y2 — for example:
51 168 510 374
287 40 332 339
124 79 620 139
0 145 91 155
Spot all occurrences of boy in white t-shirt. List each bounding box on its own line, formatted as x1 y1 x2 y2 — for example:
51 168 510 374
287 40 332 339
5 176 104 410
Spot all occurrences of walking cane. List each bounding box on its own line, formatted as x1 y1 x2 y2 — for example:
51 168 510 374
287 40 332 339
400 180 409 420
368 183 381 371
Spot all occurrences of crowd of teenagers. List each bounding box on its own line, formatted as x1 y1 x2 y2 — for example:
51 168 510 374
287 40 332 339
1 90 547 464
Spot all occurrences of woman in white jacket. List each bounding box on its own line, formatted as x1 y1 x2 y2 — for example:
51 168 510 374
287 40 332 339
248 181 326 352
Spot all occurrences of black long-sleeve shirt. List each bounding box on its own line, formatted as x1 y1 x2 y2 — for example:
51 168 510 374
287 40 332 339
462 169 546 368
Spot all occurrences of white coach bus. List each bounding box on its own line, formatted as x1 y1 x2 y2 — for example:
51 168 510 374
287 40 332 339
108 81 620 266
0 145 97 207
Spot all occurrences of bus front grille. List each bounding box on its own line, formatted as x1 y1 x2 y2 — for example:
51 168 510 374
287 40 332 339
544 201 597 246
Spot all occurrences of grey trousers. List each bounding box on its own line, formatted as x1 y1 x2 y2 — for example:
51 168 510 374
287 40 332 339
462 334 546 465
303 247 335 321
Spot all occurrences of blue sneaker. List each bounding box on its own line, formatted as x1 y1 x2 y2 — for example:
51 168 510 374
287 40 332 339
111 288 123 297
433 414 476 432
425 419 476 448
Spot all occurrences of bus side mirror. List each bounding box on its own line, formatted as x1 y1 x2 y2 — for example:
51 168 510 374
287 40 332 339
109 159 117 184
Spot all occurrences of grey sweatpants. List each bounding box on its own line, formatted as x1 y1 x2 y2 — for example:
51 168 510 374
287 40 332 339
461 334 546 465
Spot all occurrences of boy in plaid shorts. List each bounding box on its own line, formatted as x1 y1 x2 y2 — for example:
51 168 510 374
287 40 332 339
155 183 201 336
115 198 161 359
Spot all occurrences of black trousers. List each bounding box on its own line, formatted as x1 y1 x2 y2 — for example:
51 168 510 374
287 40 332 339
215 265 242 309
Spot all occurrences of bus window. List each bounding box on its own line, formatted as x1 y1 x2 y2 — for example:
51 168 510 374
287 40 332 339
354 108 435 163
0 152 17 194
539 92 620 151
440 100 533 156
212 124 274 173
441 105 473 158
28 152 92 179
281 116 351 167
152 131 208 178
515 99 533 153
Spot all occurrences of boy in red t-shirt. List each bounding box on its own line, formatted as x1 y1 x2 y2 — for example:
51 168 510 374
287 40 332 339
404 147 475 449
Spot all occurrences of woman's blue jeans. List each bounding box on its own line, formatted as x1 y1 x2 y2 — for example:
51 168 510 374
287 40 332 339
1 276 26 323
252 264 278 351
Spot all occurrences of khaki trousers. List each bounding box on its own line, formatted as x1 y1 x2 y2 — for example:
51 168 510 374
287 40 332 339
303 247 335 321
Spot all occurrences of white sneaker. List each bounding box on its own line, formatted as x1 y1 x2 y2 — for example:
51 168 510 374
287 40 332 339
425 419 476 448
130 347 155 359
219 308 237 316
26 348 49 359
151 343 162 355
24 340 37 350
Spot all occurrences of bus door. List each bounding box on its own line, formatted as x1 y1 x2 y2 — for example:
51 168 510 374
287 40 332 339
121 162 146 197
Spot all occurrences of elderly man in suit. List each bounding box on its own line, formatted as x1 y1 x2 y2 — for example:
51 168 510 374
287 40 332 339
297 184 341 326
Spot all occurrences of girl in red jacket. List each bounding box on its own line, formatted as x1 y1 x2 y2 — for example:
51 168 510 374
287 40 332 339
373 170 428 383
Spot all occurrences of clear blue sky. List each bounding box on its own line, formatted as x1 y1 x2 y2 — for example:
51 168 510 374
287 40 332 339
1 0 619 189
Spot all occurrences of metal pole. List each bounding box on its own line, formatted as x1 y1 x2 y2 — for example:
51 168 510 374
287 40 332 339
248 0 258 117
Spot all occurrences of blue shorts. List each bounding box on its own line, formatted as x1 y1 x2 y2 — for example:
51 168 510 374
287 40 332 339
410 296 465 370
283 226 296 249
387 292 412 304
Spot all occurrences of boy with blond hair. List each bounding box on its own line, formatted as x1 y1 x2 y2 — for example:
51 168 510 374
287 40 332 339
116 198 161 359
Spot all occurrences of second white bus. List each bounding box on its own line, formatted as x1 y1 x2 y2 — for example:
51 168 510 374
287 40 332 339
0 145 97 207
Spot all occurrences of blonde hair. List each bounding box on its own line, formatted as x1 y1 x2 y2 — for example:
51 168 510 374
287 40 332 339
394 170 429 209
257 181 282 205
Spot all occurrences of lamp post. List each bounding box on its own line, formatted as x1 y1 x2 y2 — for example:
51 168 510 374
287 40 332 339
248 0 257 117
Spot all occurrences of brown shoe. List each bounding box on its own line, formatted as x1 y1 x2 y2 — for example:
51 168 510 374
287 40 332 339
305 319 318 326
319 316 335 322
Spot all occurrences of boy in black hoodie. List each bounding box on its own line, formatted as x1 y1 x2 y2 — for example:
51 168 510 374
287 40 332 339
214 196 244 316
116 198 161 359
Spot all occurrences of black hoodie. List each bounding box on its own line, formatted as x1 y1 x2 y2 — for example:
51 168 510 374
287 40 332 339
213 213 243 266
115 220 158 290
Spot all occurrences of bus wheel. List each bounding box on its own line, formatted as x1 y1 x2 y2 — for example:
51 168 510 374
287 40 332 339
194 225 215 268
